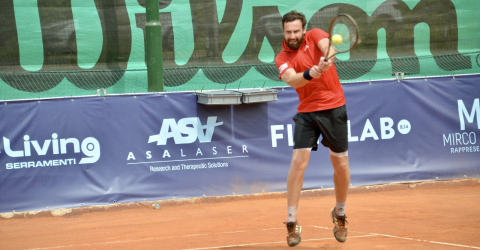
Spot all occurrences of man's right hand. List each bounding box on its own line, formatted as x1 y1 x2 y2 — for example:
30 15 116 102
319 56 332 72
309 65 323 78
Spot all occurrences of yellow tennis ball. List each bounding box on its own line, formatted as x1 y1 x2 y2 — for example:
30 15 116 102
332 34 343 44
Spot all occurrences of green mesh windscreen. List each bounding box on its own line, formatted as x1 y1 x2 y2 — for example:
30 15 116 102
1 0 479 100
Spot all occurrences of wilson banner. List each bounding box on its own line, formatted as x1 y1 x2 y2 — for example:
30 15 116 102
1 0 479 100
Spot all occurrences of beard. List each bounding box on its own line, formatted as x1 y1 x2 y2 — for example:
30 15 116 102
285 35 304 50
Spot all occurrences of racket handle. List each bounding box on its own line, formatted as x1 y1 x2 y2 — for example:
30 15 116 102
324 43 331 62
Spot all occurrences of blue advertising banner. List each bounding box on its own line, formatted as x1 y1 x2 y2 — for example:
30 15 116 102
1 75 479 213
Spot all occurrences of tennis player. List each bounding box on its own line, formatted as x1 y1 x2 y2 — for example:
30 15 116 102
275 10 351 246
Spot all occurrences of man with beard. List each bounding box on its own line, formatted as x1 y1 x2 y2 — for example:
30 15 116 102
275 10 351 246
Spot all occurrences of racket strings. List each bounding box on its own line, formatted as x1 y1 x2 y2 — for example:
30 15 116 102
330 16 358 52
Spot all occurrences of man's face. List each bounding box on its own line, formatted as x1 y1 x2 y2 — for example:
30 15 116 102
283 19 305 50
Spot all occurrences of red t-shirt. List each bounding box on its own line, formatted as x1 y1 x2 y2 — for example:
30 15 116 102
275 28 345 113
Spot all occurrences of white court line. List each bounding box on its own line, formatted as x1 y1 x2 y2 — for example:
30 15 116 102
27 238 160 250
25 226 480 250
182 235 376 250
25 228 282 250
260 227 284 231
182 234 210 237
312 226 480 250
370 233 480 249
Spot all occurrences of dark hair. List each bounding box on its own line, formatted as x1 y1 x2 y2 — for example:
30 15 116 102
282 10 307 29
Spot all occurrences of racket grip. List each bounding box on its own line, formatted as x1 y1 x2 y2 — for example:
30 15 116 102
324 44 331 62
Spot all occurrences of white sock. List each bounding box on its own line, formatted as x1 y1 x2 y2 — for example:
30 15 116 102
287 207 297 222
335 202 346 216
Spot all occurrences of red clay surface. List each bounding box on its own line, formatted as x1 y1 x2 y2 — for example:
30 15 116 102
1 179 479 250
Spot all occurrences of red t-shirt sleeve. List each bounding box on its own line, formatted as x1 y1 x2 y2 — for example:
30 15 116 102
275 52 292 79
309 28 329 47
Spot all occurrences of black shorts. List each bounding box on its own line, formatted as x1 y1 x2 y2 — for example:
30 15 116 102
293 105 348 153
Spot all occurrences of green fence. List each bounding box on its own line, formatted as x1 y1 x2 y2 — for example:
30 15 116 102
1 0 479 100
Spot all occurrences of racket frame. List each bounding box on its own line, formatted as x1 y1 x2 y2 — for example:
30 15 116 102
324 13 359 61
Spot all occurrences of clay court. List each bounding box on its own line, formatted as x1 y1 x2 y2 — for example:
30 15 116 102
1 179 479 250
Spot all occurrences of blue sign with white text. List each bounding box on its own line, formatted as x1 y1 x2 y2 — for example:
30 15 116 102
0 75 479 213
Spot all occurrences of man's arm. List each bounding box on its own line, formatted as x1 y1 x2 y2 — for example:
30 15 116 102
281 66 323 89
317 37 335 60
279 36 332 89
317 38 334 71
281 68 309 89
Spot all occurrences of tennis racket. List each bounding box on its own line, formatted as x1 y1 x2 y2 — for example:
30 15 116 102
324 13 359 61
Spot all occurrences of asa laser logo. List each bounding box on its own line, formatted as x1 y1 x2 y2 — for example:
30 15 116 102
2 133 101 170
127 116 249 162
443 99 479 154
148 116 223 145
